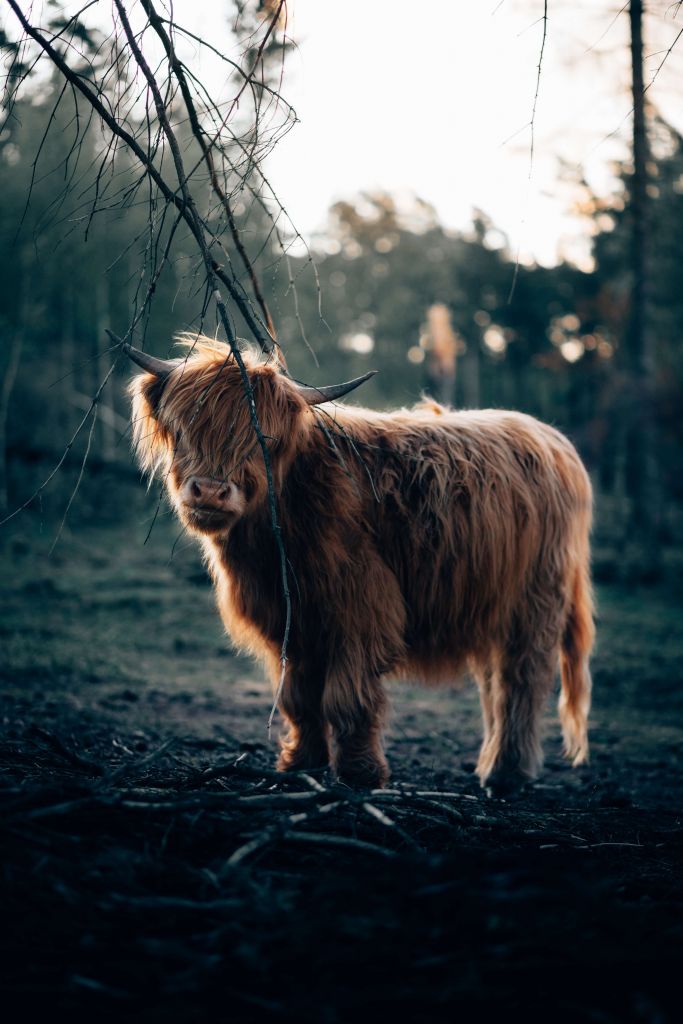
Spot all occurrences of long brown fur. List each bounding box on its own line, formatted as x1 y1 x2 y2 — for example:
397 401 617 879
130 338 595 791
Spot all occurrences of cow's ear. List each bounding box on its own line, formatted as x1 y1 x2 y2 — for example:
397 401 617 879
129 371 173 475
254 366 306 420
142 372 169 415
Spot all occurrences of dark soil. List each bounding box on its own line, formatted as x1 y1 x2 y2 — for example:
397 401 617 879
1 480 682 1022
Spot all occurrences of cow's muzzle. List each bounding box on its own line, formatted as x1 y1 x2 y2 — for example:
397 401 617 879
179 476 245 529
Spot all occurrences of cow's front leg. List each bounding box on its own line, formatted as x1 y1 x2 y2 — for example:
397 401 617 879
323 674 389 789
277 666 330 773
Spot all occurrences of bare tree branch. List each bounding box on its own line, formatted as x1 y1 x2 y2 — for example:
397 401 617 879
140 0 277 343
508 0 548 304
3 1 301 698
5 0 276 354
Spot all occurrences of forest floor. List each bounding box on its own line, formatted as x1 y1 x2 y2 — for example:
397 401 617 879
1 472 682 1023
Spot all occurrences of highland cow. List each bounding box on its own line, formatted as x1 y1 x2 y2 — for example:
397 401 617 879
127 337 594 793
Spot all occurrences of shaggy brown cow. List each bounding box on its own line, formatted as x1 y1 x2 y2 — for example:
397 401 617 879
127 337 594 793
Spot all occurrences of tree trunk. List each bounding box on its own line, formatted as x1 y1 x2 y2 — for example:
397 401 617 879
0 251 27 513
61 281 76 437
626 0 659 569
0 322 23 513
95 276 116 461
462 338 480 409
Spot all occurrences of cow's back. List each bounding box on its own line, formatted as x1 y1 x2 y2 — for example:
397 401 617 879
351 406 591 675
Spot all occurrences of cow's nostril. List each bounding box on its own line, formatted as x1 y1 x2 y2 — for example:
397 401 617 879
190 480 202 499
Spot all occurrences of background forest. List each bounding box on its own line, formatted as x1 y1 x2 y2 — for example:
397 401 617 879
1 5 682 580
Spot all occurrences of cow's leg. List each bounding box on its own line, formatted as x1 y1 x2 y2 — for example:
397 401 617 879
473 661 497 771
476 636 559 795
323 676 389 788
277 667 329 773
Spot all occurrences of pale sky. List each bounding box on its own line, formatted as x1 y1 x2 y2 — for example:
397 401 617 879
266 0 683 268
14 1 683 267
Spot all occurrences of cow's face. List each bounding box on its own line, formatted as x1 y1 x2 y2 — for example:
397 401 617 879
167 434 249 537
129 343 306 537
128 336 375 538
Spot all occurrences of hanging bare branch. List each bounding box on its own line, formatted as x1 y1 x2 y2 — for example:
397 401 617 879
5 0 278 354
507 1 549 304
139 0 277 342
2 1 299 690
528 0 549 178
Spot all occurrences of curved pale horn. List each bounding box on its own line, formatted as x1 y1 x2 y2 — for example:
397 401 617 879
108 331 180 378
295 370 377 406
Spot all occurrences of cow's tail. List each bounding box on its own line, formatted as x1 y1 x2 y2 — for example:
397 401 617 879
559 558 594 766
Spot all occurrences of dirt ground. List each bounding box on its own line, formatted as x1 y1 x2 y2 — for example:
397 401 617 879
1 472 682 1022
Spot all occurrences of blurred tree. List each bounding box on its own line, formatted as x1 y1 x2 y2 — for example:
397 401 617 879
424 304 459 407
588 116 683 513
625 0 659 563
277 190 596 424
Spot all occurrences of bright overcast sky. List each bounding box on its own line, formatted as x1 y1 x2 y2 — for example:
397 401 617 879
15 1 683 268
266 0 683 268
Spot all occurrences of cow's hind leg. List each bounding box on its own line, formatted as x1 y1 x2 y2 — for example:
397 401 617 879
323 678 389 789
476 633 559 796
277 667 330 773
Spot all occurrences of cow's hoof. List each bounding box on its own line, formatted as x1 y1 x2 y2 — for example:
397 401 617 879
335 759 390 790
482 767 532 799
277 748 330 773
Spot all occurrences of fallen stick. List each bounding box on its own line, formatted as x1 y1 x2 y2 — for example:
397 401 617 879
280 831 401 859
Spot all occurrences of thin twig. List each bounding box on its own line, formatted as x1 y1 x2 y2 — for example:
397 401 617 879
508 0 548 305
105 737 176 784
141 0 278 344
280 831 401 859
48 403 98 554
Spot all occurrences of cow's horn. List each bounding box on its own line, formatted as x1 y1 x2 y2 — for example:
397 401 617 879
295 370 377 406
112 333 179 379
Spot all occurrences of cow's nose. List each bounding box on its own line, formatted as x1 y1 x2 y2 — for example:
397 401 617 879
185 476 233 509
